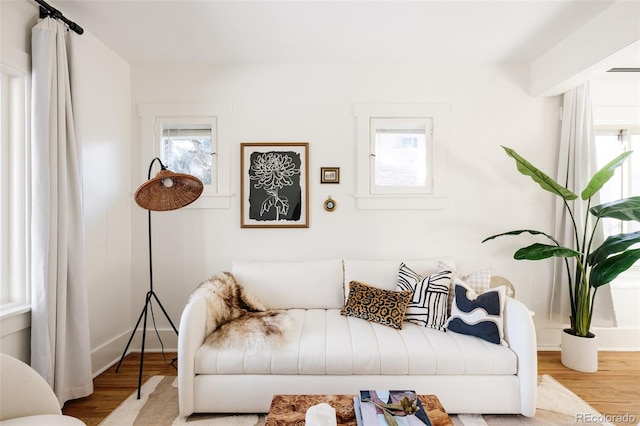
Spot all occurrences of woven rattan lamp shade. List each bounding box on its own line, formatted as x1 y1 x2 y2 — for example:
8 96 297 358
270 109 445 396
134 169 203 211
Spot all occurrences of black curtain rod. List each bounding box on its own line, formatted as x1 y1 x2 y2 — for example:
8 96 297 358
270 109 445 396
35 0 83 35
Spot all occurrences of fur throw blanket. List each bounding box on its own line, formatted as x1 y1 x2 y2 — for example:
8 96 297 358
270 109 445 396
189 271 290 351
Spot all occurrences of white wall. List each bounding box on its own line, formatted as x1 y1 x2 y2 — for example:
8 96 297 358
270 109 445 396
68 32 133 375
130 62 567 350
0 0 35 55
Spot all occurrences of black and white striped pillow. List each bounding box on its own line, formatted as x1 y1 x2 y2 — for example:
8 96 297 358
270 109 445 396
396 263 452 331
446 278 506 345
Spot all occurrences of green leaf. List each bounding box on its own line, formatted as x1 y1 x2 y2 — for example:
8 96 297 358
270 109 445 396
589 249 640 288
514 243 579 260
382 404 403 411
588 231 640 266
382 409 398 426
581 151 633 200
482 229 561 246
590 196 640 222
502 146 577 201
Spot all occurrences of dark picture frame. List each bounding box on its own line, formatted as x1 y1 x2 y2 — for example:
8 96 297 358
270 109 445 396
241 142 309 228
321 167 340 184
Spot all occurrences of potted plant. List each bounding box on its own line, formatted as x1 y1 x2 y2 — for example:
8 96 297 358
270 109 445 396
483 146 640 372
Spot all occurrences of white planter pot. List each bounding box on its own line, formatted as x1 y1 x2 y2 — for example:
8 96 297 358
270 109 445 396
561 329 598 373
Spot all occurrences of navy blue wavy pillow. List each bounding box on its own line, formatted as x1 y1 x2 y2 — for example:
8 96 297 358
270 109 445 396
446 280 506 345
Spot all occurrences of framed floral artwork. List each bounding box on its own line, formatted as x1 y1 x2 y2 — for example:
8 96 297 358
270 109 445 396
241 142 309 228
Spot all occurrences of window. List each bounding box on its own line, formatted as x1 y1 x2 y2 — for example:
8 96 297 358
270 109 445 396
139 103 232 208
595 128 640 238
157 118 215 188
354 103 449 209
1 62 29 315
371 118 433 194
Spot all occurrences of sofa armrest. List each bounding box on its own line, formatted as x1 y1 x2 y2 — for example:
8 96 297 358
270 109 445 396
178 296 208 417
503 297 537 417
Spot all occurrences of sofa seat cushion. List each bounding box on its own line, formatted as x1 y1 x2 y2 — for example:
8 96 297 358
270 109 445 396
194 309 516 376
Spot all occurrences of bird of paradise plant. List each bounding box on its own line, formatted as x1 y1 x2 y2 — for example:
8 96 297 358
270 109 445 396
483 146 640 337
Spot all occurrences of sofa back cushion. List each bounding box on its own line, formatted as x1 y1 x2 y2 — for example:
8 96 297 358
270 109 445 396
231 259 344 310
343 258 455 301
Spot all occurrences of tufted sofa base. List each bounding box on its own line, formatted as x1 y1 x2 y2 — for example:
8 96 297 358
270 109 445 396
192 374 522 414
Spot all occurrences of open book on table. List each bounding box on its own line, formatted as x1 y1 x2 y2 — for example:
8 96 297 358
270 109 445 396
354 390 431 426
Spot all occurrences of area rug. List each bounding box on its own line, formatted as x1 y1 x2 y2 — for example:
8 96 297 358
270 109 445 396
98 376 265 426
99 375 612 425
452 375 613 425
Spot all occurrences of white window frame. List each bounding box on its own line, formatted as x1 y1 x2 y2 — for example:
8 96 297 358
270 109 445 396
139 103 232 209
354 103 449 210
0 51 31 320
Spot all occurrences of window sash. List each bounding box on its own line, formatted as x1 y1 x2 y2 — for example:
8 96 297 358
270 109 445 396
155 117 217 194
369 117 434 195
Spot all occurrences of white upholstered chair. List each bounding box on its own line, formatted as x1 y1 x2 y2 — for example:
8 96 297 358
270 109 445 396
0 353 86 425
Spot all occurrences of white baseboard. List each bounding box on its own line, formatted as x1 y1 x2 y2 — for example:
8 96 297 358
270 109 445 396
536 325 640 351
90 328 178 377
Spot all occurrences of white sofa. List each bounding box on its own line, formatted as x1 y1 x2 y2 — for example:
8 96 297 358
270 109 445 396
178 258 537 417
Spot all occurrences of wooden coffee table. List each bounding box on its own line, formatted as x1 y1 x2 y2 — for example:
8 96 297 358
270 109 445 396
265 393 452 426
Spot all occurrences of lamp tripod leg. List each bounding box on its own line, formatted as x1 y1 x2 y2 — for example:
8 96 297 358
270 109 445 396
115 290 178 399
115 295 149 373
137 292 151 399
150 291 179 335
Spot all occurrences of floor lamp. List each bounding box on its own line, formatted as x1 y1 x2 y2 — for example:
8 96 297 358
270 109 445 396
116 157 203 399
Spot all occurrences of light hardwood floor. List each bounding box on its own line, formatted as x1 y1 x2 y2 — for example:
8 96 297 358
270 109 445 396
537 351 639 424
63 351 640 426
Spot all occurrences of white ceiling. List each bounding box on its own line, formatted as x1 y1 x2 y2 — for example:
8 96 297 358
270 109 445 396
55 0 620 65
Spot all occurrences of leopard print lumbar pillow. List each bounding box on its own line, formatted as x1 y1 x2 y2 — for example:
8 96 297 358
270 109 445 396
340 280 412 329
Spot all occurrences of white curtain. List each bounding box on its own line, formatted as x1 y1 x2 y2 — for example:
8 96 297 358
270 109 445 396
549 82 616 327
30 17 93 405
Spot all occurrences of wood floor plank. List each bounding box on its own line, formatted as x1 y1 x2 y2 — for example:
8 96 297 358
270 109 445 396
62 351 640 426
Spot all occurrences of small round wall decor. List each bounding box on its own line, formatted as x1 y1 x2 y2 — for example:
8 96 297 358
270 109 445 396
323 196 337 212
